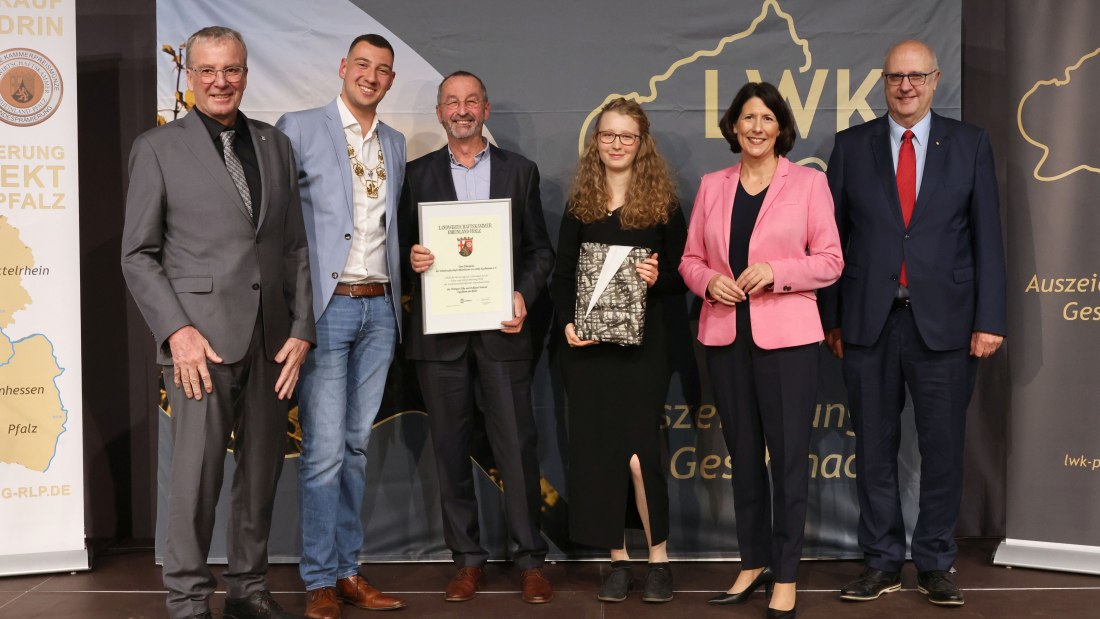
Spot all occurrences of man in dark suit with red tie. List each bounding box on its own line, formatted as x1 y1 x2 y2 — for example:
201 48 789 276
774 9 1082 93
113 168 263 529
398 71 554 604
820 39 1006 608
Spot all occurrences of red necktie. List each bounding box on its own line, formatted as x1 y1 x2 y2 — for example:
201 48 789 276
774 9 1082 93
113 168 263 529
896 129 915 287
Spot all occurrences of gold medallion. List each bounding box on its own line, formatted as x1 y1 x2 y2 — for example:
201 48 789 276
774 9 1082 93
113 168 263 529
346 135 386 198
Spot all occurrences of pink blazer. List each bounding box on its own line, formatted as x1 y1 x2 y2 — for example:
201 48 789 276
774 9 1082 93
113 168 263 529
679 157 842 349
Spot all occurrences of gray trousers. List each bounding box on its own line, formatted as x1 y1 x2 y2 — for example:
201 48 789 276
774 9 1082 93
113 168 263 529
162 318 288 619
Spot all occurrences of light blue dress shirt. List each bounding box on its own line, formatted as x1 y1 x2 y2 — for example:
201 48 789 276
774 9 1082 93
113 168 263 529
448 141 491 201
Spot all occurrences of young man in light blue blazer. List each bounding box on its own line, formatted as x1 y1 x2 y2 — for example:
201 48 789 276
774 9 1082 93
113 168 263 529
276 34 406 619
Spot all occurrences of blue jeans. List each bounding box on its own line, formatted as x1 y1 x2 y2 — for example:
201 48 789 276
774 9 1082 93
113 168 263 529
297 293 397 590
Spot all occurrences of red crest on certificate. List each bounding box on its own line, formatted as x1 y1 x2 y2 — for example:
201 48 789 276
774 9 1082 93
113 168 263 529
458 237 473 257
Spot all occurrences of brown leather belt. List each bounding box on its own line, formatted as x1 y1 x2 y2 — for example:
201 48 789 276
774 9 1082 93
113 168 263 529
333 282 387 298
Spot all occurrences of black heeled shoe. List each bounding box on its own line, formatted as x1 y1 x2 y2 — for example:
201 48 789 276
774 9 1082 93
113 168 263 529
706 567 775 605
766 605 796 619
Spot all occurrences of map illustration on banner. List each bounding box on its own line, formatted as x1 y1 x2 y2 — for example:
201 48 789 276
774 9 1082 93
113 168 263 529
0 216 66 473
579 0 831 165
1017 46 1100 181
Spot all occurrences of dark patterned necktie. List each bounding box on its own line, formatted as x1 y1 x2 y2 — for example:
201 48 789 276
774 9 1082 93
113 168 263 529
219 130 253 218
897 129 915 287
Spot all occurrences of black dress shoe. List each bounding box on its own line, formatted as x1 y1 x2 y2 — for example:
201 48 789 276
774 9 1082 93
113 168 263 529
917 570 965 606
597 561 632 602
839 568 901 601
641 563 673 603
707 567 775 605
766 605 796 619
224 590 303 619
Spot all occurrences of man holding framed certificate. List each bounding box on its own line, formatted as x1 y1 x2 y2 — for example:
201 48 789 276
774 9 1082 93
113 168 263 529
398 71 555 604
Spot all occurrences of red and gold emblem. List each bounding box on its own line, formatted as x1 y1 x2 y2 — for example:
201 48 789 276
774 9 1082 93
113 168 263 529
458 237 473 257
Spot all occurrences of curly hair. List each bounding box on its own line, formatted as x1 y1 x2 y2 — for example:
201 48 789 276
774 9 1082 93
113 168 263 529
566 98 678 229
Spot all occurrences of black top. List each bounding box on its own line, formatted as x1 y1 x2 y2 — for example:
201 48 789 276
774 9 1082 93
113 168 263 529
729 182 767 336
194 108 261 224
551 205 687 326
728 181 767 275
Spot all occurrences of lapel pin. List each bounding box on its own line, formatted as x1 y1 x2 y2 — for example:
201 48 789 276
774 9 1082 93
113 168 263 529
935 140 940 146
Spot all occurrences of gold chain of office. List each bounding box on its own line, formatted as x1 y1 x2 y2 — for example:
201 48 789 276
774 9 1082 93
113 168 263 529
346 134 386 199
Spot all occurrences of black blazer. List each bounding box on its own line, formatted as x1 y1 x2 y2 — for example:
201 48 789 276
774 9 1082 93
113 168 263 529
819 112 1007 351
398 144 554 361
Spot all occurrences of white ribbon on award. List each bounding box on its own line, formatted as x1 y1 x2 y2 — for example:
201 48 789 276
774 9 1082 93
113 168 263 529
583 244 635 318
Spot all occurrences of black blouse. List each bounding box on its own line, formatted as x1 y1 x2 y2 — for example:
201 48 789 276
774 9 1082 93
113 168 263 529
551 204 687 326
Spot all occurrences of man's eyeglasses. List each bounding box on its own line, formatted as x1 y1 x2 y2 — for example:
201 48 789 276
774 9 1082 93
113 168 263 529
883 71 937 86
189 66 248 84
597 131 639 146
441 98 483 110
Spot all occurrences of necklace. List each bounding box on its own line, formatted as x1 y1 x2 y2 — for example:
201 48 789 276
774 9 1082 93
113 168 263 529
346 134 386 199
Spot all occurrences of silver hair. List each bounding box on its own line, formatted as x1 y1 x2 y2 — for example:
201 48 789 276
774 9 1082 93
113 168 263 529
184 26 248 68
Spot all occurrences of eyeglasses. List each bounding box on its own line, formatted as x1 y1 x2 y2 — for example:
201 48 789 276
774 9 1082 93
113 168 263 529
883 71 937 86
189 66 248 84
597 131 639 146
441 97 483 110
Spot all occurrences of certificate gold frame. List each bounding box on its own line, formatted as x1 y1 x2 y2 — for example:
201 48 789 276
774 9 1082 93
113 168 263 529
418 199 514 334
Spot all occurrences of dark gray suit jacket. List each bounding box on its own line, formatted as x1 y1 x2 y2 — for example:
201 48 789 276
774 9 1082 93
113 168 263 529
121 111 315 365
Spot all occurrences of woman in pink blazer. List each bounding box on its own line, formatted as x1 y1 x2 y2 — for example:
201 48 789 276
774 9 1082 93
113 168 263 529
679 82 842 619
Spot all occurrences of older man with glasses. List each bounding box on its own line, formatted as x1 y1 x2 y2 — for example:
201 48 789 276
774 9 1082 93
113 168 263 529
122 26 314 619
398 70 555 605
820 39 1006 608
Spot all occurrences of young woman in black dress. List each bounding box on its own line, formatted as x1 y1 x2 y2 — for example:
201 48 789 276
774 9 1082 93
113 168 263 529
551 97 687 603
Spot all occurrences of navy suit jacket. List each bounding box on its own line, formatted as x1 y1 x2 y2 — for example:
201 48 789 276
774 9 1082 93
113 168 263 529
819 112 1006 351
398 143 554 361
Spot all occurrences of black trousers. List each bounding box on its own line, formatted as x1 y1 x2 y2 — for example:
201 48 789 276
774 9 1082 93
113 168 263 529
843 303 976 572
707 323 818 583
416 334 548 570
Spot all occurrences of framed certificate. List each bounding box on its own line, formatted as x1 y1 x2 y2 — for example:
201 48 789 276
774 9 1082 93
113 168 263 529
418 199 514 334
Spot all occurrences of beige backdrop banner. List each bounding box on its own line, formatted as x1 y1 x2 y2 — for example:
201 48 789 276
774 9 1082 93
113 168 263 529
0 0 88 576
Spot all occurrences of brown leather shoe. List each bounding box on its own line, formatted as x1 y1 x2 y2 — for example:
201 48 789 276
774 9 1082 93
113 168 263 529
305 587 341 619
521 568 553 604
445 566 484 602
336 574 406 611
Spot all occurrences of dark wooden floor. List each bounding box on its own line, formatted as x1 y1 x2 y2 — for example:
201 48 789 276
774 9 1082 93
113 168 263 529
1 538 1098 618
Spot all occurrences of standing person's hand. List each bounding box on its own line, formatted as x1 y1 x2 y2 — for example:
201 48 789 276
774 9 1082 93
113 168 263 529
564 323 599 347
636 253 659 287
501 291 527 334
735 262 774 295
970 331 1004 358
168 326 223 400
410 244 434 273
274 337 311 400
707 274 747 306
825 328 844 359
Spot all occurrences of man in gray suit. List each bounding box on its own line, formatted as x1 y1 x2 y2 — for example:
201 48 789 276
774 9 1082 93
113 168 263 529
276 34 406 619
121 26 313 619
